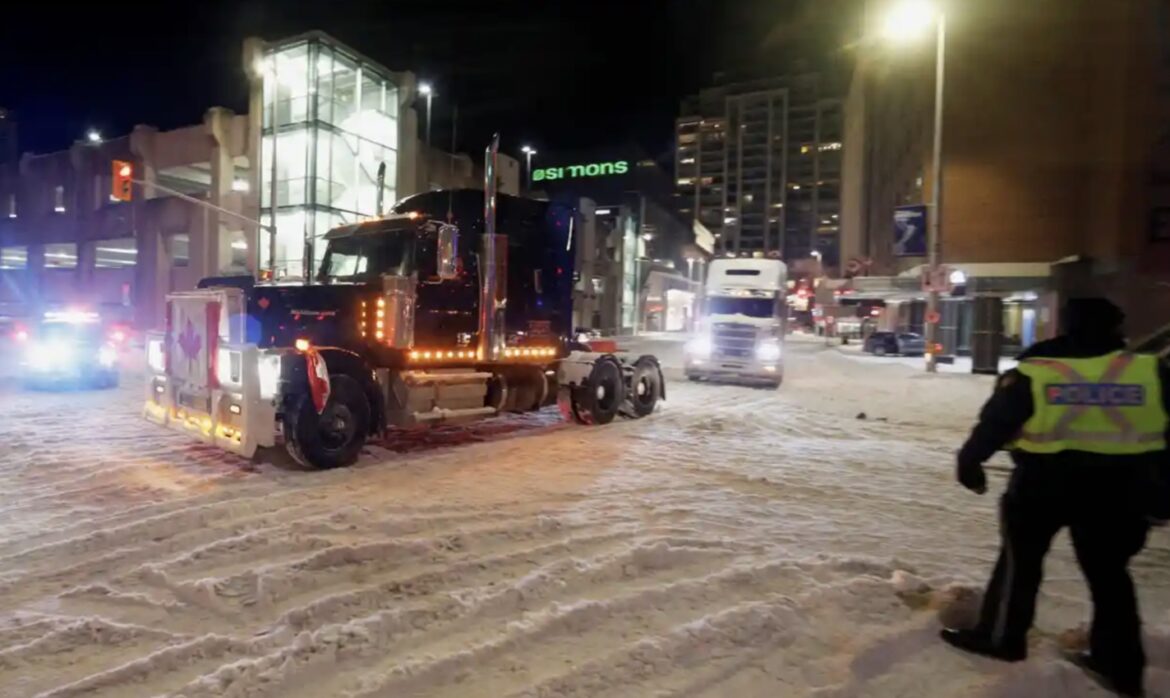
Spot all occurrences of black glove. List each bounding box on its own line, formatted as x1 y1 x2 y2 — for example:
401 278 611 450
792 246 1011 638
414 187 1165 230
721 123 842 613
956 458 987 495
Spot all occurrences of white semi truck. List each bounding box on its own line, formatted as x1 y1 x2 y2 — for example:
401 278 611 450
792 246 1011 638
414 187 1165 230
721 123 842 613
684 257 788 388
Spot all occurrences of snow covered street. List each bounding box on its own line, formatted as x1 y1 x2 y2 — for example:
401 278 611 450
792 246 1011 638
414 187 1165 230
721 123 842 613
2 339 1169 697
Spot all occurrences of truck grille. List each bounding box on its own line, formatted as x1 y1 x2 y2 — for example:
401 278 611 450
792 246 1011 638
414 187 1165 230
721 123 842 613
712 323 759 358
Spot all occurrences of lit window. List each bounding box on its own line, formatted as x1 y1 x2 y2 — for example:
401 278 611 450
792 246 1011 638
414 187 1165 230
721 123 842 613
680 157 695 164
169 234 190 268
53 186 65 213
818 142 843 151
0 246 26 269
44 242 77 269
677 178 694 186
94 238 137 268
791 184 801 191
800 145 811 154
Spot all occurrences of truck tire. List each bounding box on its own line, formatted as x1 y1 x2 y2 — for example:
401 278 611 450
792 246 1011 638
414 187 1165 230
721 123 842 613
285 374 370 469
579 357 624 425
623 357 661 418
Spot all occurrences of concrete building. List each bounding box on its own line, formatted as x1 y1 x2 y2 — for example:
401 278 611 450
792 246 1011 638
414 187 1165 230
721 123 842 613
675 73 844 267
0 31 489 329
840 0 1170 341
0 109 257 328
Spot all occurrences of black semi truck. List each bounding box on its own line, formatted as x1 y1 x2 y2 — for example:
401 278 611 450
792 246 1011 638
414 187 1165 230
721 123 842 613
143 138 663 469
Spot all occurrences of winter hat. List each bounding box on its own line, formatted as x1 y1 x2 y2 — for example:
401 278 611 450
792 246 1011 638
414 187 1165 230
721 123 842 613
1063 297 1125 338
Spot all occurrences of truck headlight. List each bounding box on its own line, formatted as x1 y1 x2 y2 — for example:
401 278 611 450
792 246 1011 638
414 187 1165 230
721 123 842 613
686 335 712 359
756 340 782 362
147 339 165 373
27 341 72 372
98 344 117 368
216 348 242 387
258 353 282 400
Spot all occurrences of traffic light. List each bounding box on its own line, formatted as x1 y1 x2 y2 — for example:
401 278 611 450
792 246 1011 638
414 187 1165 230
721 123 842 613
111 160 133 202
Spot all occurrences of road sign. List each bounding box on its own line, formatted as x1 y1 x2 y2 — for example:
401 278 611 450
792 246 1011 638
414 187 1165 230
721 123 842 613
893 205 927 257
921 265 952 293
926 310 941 324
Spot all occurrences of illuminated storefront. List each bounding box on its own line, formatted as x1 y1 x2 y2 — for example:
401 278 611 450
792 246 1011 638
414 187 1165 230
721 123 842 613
254 33 407 279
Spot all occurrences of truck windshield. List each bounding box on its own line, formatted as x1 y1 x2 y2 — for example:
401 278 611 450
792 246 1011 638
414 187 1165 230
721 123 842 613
319 233 414 282
706 296 775 318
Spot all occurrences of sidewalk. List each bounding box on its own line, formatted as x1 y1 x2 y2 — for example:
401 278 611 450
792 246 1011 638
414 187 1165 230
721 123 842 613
831 339 1018 375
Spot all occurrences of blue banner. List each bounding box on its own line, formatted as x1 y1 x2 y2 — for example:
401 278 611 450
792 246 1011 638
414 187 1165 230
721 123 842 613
893 205 928 257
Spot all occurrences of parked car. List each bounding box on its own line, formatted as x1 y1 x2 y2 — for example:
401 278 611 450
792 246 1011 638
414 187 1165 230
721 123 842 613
863 331 927 357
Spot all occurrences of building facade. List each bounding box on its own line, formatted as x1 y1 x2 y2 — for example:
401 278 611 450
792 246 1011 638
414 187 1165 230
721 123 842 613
533 148 693 333
841 0 1170 339
675 73 843 268
0 109 257 328
246 33 424 280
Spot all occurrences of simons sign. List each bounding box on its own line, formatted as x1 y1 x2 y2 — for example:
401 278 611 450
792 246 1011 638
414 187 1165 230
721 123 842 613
533 160 629 182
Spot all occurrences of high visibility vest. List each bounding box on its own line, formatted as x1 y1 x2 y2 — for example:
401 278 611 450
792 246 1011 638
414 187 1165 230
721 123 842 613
1013 351 1168 455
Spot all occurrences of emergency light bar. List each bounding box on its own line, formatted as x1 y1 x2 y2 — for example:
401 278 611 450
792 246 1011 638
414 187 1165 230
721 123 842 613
43 310 100 324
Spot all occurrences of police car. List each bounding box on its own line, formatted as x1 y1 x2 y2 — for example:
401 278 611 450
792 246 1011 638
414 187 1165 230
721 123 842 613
16 310 122 389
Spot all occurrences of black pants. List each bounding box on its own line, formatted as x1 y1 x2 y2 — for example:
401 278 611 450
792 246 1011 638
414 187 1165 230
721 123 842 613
975 464 1150 687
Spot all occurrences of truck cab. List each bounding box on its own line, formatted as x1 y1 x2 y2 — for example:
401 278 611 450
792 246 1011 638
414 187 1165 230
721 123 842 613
143 138 665 470
684 258 788 388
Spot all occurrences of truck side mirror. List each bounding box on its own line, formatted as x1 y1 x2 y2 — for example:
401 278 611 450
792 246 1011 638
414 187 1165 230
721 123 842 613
437 225 459 280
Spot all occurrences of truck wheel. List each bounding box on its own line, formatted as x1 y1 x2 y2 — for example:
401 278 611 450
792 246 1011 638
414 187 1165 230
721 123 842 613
623 357 661 418
580 358 624 425
285 374 370 469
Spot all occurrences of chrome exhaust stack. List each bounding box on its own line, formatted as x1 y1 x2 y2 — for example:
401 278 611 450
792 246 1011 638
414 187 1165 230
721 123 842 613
478 133 506 362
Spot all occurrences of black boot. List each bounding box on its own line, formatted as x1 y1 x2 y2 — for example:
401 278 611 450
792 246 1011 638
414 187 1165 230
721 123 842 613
939 628 1026 662
1064 650 1144 697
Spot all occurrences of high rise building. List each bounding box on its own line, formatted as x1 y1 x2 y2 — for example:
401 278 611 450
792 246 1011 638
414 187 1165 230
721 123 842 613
840 0 1170 338
675 73 843 267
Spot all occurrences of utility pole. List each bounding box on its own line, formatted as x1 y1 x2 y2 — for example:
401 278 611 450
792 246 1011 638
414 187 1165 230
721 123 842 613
924 13 947 372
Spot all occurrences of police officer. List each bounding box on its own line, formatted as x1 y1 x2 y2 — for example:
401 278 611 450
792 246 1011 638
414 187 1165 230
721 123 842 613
941 298 1170 697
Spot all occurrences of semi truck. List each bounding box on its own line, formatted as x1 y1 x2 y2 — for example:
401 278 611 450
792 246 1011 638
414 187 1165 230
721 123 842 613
142 137 664 469
684 257 788 388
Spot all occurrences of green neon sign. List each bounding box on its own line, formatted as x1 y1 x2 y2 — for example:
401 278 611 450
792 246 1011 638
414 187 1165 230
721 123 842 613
533 160 629 182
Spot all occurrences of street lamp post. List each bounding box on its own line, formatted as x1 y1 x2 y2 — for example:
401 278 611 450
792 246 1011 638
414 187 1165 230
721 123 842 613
521 145 536 191
883 1 946 373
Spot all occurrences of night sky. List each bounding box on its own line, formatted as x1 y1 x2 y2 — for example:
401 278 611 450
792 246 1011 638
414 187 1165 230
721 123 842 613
1 0 854 159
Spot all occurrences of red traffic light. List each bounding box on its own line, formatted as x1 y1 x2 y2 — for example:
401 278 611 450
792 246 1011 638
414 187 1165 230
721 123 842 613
111 160 133 202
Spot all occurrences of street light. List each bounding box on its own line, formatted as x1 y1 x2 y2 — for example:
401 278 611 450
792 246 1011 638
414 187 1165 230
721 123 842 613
882 0 945 373
86 130 102 144
521 145 536 191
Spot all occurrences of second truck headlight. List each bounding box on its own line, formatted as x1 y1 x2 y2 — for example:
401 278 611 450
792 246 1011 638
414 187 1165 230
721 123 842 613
686 335 712 359
756 340 782 362
257 353 282 400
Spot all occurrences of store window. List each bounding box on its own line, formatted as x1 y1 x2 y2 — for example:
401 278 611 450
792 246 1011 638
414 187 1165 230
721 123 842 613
0 245 26 269
94 238 137 268
44 242 77 269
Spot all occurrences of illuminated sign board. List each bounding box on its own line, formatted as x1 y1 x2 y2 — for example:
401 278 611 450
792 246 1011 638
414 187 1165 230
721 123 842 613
533 160 629 182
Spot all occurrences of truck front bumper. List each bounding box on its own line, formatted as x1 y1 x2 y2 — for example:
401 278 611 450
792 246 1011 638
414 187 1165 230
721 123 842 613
684 356 782 384
143 335 279 459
